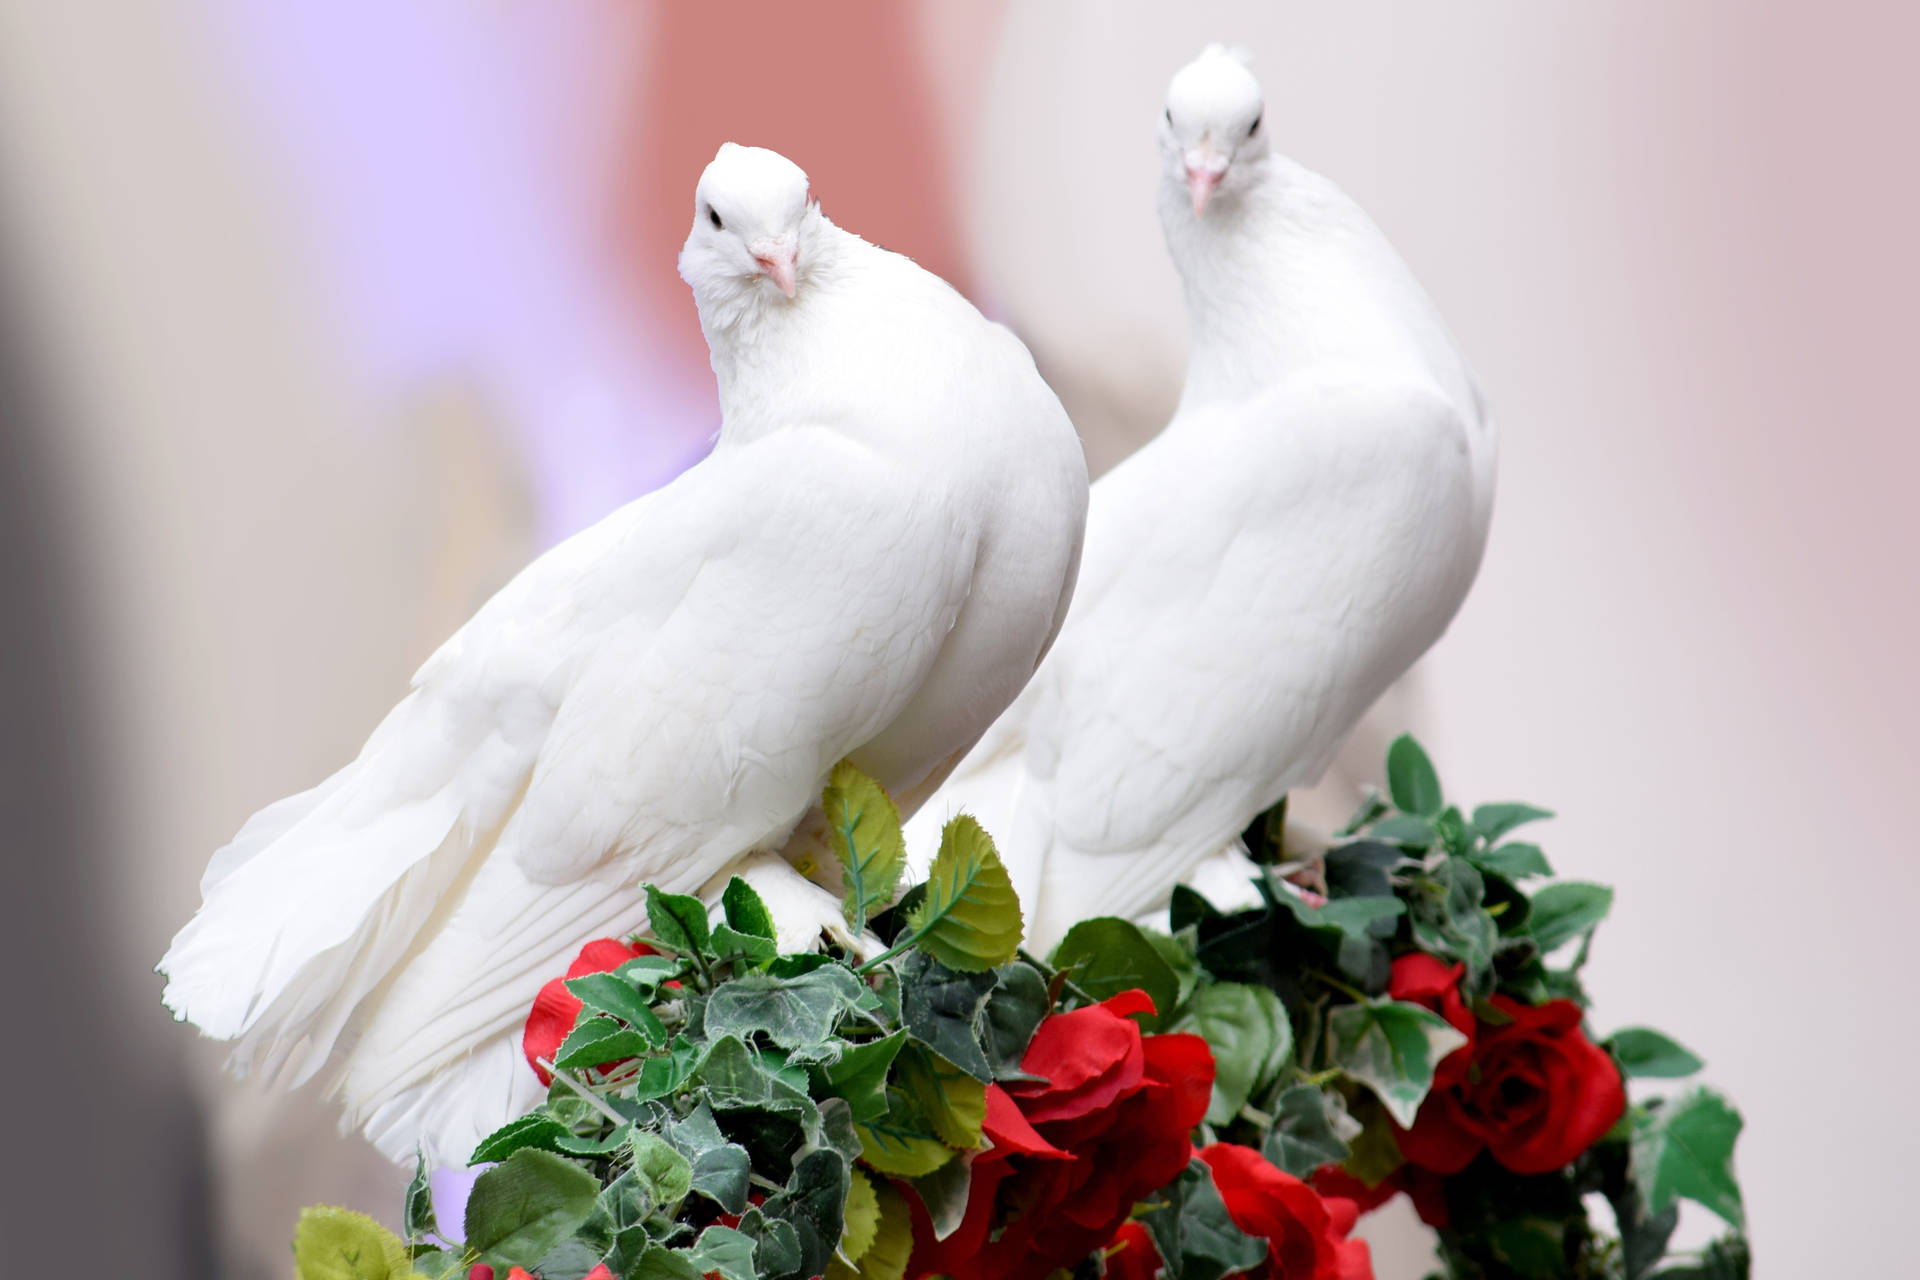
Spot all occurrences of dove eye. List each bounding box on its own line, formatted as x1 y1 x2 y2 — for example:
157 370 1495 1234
708 206 724 231
1248 113 1262 137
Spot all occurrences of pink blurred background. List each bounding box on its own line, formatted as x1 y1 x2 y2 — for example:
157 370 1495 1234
0 4 1911 1275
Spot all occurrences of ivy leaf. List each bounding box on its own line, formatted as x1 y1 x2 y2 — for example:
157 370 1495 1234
464 1148 600 1269
661 1103 754 1214
1050 916 1179 1027
1610 1027 1706 1079
646 884 712 956
1185 981 1292 1125
1268 891 1404 987
982 960 1050 1080
1471 802 1555 843
564 973 667 1043
737 1209 805 1280
1528 881 1614 954
692 1037 824 1145
553 1015 653 1071
1141 1159 1269 1280
292 1206 413 1280
403 1153 437 1243
1323 841 1405 900
1649 1233 1750 1280
907 1156 973 1242
623 1243 704 1280
1632 1088 1746 1227
763 1148 851 1280
898 951 997 1082
709 923 779 968
685 1225 760 1280
628 1130 695 1211
823 760 908 933
1262 1084 1352 1178
905 815 1023 971
812 1029 907 1123
723 875 779 941
704 966 867 1050
1386 734 1444 817
894 1044 987 1149
1486 1217 1570 1278
1407 857 1498 997
1326 996 1468 1127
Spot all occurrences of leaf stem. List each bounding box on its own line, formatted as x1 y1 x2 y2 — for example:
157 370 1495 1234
1307 969 1372 1004
537 1058 630 1128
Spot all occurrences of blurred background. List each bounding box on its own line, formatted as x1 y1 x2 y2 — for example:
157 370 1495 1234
0 3 1912 1276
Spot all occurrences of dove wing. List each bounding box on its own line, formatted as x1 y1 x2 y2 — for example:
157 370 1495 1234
163 423 978 1156
1023 377 1484 937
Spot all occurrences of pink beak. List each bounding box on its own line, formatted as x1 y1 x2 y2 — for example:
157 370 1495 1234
1186 162 1226 218
751 238 798 298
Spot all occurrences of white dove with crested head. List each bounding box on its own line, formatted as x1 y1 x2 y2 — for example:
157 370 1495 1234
159 143 1088 1163
912 46 1496 949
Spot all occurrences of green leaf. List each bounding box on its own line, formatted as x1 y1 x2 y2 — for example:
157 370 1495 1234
624 1243 704 1280
1528 881 1614 954
982 960 1050 1080
1486 1217 1569 1278
1141 1159 1269 1280
564 972 667 1043
1386 734 1444 817
661 1103 754 1214
1338 789 1391 836
1472 802 1556 843
826 1178 914 1280
1326 996 1468 1127
824 760 909 933
628 1129 695 1210
1050 916 1179 1026
693 1037 822 1130
709 923 779 968
1369 814 1439 846
907 1155 972 1243
685 1225 760 1280
1611 1027 1706 1079
898 951 997 1081
1472 841 1554 879
1632 1088 1745 1227
1407 857 1498 997
646 884 712 956
464 1148 600 1269
1262 1084 1352 1178
470 1113 571 1164
813 1029 908 1123
736 1209 805 1280
1269 891 1404 988
704 965 867 1050
553 1015 653 1071
292 1206 412 1280
894 1044 987 1148
720 874 777 939
839 1165 881 1262
763 1148 850 1280
403 1153 437 1243
904 815 1023 971
1186 981 1293 1125
856 1078 957 1178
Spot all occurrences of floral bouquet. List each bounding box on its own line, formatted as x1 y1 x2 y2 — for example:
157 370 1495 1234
293 739 1746 1280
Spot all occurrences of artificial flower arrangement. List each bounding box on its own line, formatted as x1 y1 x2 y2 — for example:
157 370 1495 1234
292 739 1747 1280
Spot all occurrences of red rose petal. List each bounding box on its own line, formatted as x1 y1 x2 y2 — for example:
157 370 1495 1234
982 1084 1068 1160
521 937 657 1084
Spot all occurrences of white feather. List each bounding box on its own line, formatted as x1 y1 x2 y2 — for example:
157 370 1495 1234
914 51 1497 950
160 144 1087 1162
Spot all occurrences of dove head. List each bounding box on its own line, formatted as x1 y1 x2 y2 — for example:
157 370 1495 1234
680 144 823 320
1161 45 1270 219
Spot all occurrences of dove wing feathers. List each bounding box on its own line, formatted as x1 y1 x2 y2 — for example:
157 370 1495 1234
1013 376 1483 940
162 422 978 1156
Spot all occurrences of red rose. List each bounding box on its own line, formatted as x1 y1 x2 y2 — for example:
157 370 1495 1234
906 990 1214 1280
1099 1149 1374 1280
521 937 658 1084
1388 954 1475 1089
1202 1144 1373 1280
1101 1221 1161 1280
1395 993 1625 1176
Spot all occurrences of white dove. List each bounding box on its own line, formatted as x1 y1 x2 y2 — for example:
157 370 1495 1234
160 143 1087 1163
912 46 1496 950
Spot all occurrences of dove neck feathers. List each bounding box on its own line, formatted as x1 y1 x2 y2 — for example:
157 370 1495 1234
1163 154 1471 415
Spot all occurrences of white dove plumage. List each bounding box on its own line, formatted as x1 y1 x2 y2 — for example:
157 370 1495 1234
912 47 1497 949
159 144 1087 1162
